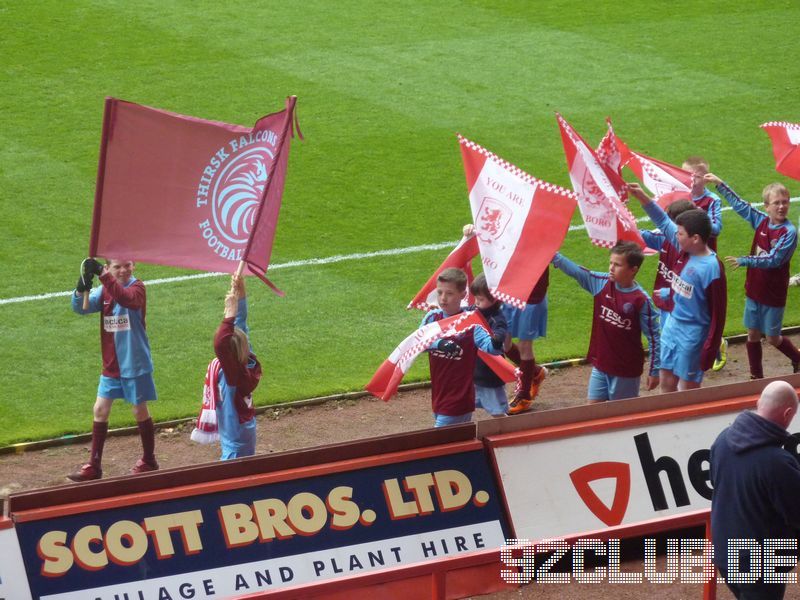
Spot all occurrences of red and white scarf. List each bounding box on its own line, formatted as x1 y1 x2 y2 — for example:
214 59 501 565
191 358 221 444
366 310 516 401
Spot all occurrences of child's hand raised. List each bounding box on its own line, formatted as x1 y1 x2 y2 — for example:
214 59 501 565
230 275 246 299
704 173 723 186
463 224 475 237
626 183 651 204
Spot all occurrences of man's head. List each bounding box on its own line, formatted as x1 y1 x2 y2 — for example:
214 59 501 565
674 209 712 253
762 183 791 225
106 259 135 285
469 273 496 310
436 267 467 315
682 156 710 196
756 381 799 430
608 241 643 287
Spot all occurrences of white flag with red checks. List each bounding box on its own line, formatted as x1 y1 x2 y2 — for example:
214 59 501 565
365 310 515 401
595 118 627 181
557 114 645 249
761 121 800 181
459 135 576 309
408 235 479 310
617 137 693 208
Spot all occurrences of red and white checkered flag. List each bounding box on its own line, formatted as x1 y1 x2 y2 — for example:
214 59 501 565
761 121 800 181
459 134 576 308
618 139 693 208
557 114 645 249
408 235 479 311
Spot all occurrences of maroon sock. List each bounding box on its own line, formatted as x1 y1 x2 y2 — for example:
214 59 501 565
137 418 156 464
90 421 108 468
776 337 800 363
505 343 521 366
746 341 763 379
516 359 534 399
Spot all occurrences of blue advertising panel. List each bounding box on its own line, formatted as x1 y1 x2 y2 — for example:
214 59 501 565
16 449 509 599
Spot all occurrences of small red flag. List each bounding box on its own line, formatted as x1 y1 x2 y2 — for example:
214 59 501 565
407 235 479 311
760 121 800 181
88 97 298 293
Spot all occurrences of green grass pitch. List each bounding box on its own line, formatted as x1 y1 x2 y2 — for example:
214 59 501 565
1 1 799 445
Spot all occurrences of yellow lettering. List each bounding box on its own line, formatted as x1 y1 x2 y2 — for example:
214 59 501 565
38 530 73 576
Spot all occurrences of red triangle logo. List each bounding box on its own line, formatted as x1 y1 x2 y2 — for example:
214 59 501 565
569 461 631 527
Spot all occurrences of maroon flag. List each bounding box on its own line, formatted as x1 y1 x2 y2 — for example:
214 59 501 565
760 121 800 181
88 96 299 293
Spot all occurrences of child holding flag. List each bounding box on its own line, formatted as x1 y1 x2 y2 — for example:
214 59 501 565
422 267 503 427
68 258 158 481
462 224 547 415
683 156 728 371
629 183 727 392
210 275 261 459
641 199 695 329
704 174 800 378
469 274 510 417
551 242 660 402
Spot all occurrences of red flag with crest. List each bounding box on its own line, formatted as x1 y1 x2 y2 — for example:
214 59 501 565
616 137 693 209
557 114 645 249
760 121 800 181
459 135 576 309
88 96 299 294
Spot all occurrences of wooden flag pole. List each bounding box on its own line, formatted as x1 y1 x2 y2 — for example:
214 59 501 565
82 290 90 310
235 261 246 278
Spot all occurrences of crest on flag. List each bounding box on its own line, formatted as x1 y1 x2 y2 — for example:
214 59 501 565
760 121 800 181
476 198 512 243
459 135 576 308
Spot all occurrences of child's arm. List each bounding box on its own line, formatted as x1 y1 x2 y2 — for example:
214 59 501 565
628 183 679 249
730 227 797 271
700 266 727 373
706 192 723 239
641 229 666 252
551 253 606 295
100 271 146 310
705 174 765 230
639 295 661 389
215 291 246 386
71 286 103 314
472 325 503 355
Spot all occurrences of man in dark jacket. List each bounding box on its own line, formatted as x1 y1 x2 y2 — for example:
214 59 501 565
710 380 800 599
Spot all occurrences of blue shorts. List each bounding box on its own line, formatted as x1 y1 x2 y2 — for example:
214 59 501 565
97 373 157 405
434 412 473 428
502 298 548 340
743 297 784 337
659 332 704 383
587 368 640 401
475 385 508 416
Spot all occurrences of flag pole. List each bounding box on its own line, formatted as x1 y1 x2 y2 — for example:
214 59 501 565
84 97 116 310
239 95 297 289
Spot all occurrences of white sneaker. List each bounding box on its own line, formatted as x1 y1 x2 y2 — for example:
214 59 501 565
790 274 800 287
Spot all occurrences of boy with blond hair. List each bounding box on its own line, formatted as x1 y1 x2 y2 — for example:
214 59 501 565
705 174 800 378
552 241 660 402
421 267 503 427
629 183 727 392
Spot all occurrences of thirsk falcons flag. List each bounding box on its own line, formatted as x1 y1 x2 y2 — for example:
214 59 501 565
407 235 479 311
557 114 645 249
761 121 800 181
459 135 576 308
88 96 299 292
365 310 515 401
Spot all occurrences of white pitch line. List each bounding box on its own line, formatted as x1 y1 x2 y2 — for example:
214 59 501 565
2 199 798 306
